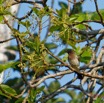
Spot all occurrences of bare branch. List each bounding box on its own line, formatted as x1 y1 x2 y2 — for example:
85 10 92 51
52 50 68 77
0 38 15 43
29 70 73 87
37 78 91 103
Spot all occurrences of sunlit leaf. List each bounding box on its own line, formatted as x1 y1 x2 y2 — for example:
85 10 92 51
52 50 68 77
55 97 65 102
0 0 4 4
80 47 92 63
0 16 3 23
45 43 57 49
0 84 17 99
0 61 19 73
58 49 68 56
91 9 104 21
20 20 31 28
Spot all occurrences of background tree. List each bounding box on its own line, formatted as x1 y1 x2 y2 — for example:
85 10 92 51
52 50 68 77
0 0 19 83
0 0 104 103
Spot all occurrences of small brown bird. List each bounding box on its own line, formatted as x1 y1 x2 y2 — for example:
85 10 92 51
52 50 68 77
67 49 83 79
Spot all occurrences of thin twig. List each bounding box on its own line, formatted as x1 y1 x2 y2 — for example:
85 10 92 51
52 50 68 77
94 0 104 26
0 38 15 43
95 34 104 53
12 9 33 21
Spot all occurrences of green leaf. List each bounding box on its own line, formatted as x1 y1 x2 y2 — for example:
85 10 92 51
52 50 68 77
20 20 31 28
48 56 58 64
55 97 66 102
58 49 68 56
38 86 44 94
91 9 104 21
0 15 3 23
32 7 49 18
62 53 68 62
73 46 92 64
48 80 60 92
69 15 78 22
1 84 17 95
0 91 11 99
80 47 92 63
32 7 40 16
6 46 18 51
29 88 37 102
50 25 61 32
45 43 57 49
74 24 86 30
71 2 82 14
0 84 17 98
95 97 103 103
0 61 19 73
56 8 67 18
0 6 10 15
25 36 41 53
80 57 91 63
64 89 76 99
15 97 24 103
0 0 4 4
74 46 82 56
58 1 68 9
28 86 45 102
76 13 87 22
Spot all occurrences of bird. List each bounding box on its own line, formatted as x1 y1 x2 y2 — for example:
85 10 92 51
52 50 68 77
67 49 83 79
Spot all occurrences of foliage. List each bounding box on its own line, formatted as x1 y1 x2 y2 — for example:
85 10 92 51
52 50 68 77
0 0 104 103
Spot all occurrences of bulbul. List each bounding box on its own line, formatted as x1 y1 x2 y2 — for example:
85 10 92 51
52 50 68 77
67 49 83 79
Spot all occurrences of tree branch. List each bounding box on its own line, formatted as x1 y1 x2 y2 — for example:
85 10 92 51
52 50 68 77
37 78 91 103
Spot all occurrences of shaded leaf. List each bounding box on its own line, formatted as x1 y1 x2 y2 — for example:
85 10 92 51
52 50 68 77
50 25 61 32
48 80 60 93
55 97 66 102
58 49 68 56
28 86 45 102
6 46 18 51
58 1 68 9
0 61 19 73
71 2 82 14
15 97 24 103
64 89 76 99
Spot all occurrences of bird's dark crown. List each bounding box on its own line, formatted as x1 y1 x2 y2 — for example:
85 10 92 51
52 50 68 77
67 49 74 54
